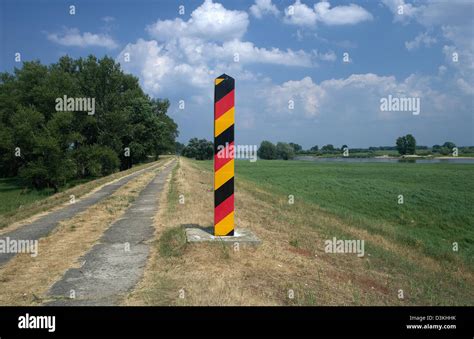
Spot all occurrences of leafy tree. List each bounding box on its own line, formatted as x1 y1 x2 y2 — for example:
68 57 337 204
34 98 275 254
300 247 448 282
18 134 76 192
442 141 456 150
276 142 295 160
406 134 416 155
0 55 178 189
310 145 319 152
396 134 417 155
289 142 302 153
257 141 277 159
396 137 407 155
182 138 213 160
321 144 335 153
175 142 185 155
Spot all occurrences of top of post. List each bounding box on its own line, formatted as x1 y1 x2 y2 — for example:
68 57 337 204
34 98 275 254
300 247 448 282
215 74 234 86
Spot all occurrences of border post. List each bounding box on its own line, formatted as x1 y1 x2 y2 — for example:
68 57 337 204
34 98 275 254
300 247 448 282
214 74 235 236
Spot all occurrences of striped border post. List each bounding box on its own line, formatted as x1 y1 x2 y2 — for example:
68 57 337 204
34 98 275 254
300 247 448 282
214 74 235 236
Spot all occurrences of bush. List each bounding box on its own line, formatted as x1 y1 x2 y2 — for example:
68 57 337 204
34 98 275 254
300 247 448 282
276 142 295 160
182 138 213 160
74 145 119 177
258 140 277 159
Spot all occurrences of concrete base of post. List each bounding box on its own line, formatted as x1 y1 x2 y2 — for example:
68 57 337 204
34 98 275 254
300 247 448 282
184 225 261 246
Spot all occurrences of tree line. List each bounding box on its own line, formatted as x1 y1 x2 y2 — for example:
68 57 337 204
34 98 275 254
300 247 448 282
0 55 178 191
177 135 471 161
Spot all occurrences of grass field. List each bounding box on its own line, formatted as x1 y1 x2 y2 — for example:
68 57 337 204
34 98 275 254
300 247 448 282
128 158 473 306
0 177 57 216
198 160 474 268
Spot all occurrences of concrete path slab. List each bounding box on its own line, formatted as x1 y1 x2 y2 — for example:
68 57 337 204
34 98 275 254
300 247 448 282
46 159 175 306
0 161 166 266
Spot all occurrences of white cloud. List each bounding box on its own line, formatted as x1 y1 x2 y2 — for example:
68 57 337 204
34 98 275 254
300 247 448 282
313 1 373 26
313 49 337 62
405 32 437 50
384 1 473 108
284 0 372 27
210 40 313 66
120 0 314 96
250 0 279 19
262 76 323 117
47 28 118 49
284 0 318 27
381 0 420 23
118 35 313 96
147 0 249 42
260 73 456 120
456 78 474 95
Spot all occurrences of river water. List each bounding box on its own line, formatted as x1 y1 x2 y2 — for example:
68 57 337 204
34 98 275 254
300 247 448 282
294 156 474 164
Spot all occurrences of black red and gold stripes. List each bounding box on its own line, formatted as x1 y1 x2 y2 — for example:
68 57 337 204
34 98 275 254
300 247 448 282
214 74 235 236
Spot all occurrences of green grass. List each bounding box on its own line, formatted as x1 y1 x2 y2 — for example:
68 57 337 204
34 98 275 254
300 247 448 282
194 159 474 269
0 178 54 215
158 226 187 258
167 160 180 212
0 177 93 216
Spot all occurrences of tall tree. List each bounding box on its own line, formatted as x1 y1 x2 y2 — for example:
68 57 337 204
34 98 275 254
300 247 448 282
0 55 179 189
396 134 417 155
257 141 277 160
276 142 295 160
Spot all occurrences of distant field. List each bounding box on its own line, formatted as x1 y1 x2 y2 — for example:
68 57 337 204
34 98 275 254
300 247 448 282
198 160 474 268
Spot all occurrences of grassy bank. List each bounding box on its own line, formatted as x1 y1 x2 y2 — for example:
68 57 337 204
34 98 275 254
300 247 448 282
197 160 474 268
129 158 473 306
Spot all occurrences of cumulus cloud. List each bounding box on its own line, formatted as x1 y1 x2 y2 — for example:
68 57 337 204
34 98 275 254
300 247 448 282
260 73 456 120
383 0 474 103
120 0 314 96
47 28 118 49
313 49 337 62
284 0 318 26
262 77 323 118
250 0 279 19
147 0 249 42
381 0 421 23
313 1 373 26
284 0 372 27
405 32 437 50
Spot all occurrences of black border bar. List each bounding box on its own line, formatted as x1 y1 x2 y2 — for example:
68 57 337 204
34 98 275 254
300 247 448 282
0 306 472 338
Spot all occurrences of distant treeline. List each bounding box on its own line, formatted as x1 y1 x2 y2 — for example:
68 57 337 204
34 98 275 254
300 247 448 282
177 136 474 161
255 138 473 160
0 55 178 191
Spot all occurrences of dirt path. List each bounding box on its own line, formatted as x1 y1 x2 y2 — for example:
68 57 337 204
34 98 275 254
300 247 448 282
46 159 176 305
0 161 164 266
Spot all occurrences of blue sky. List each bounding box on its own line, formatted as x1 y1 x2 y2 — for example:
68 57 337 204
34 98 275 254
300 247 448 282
1 0 473 148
